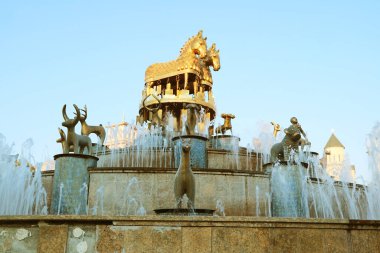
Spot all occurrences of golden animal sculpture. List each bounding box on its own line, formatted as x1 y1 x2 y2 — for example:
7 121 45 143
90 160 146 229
200 43 220 85
215 113 235 135
61 104 92 154
145 30 207 88
77 105 106 145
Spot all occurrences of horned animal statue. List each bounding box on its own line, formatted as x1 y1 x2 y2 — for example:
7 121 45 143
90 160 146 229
185 103 201 135
56 127 91 154
77 105 106 145
215 113 235 135
61 104 92 154
174 140 195 209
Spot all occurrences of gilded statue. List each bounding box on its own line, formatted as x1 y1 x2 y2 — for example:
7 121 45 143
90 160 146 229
174 140 195 209
271 121 281 138
60 104 92 154
145 30 207 88
200 43 220 85
215 113 235 135
270 117 310 162
76 105 106 145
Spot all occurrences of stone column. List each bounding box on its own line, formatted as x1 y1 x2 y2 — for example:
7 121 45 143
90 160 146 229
172 135 208 169
50 154 98 215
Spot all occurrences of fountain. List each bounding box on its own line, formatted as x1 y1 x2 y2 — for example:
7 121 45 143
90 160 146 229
0 30 380 252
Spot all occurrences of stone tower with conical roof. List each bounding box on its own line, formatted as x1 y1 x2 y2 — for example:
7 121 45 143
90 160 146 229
321 133 355 181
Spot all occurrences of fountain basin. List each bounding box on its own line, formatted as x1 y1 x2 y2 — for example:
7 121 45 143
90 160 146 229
209 135 240 151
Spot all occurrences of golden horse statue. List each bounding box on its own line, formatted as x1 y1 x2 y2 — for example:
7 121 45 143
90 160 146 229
145 30 207 88
200 43 220 86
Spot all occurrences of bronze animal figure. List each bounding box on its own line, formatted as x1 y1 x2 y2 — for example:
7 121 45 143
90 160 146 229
185 103 201 135
174 141 195 209
57 127 91 154
61 104 92 154
77 105 106 145
215 113 235 135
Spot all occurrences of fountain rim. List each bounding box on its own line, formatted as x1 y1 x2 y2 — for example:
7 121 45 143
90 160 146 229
172 134 209 142
263 161 309 170
153 208 215 216
54 153 99 161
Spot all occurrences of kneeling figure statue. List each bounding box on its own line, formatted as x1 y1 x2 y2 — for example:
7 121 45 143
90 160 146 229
270 117 310 162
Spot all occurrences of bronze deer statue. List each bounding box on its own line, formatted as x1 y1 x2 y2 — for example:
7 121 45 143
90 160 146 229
174 140 195 209
77 105 106 145
56 127 91 154
61 104 92 154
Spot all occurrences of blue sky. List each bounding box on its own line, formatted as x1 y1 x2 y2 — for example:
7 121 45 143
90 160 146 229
0 1 379 179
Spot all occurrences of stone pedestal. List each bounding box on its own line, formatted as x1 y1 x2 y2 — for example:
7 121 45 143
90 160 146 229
173 135 208 168
265 162 308 218
50 154 98 215
209 135 240 151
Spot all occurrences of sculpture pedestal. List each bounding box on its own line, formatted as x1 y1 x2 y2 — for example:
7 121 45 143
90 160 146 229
265 162 308 218
209 135 240 151
50 154 98 215
172 135 208 168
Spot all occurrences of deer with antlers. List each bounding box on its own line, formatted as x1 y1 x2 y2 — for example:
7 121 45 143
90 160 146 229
61 104 92 154
76 105 106 145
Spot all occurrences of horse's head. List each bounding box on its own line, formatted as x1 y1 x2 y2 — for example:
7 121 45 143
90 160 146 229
190 30 207 58
208 43 220 71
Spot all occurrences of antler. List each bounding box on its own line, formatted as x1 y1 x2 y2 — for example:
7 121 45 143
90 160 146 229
73 104 80 124
80 105 87 120
62 104 69 121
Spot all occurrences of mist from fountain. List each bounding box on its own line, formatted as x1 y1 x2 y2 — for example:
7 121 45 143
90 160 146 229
99 122 174 168
268 143 379 219
0 133 47 215
120 177 146 216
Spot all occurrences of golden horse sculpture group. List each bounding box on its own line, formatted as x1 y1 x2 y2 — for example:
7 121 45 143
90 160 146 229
57 104 106 155
144 30 220 88
200 43 220 85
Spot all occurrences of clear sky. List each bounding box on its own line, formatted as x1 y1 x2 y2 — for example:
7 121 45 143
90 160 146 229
0 1 379 180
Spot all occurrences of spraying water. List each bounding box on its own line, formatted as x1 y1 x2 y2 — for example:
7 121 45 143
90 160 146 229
0 134 47 215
